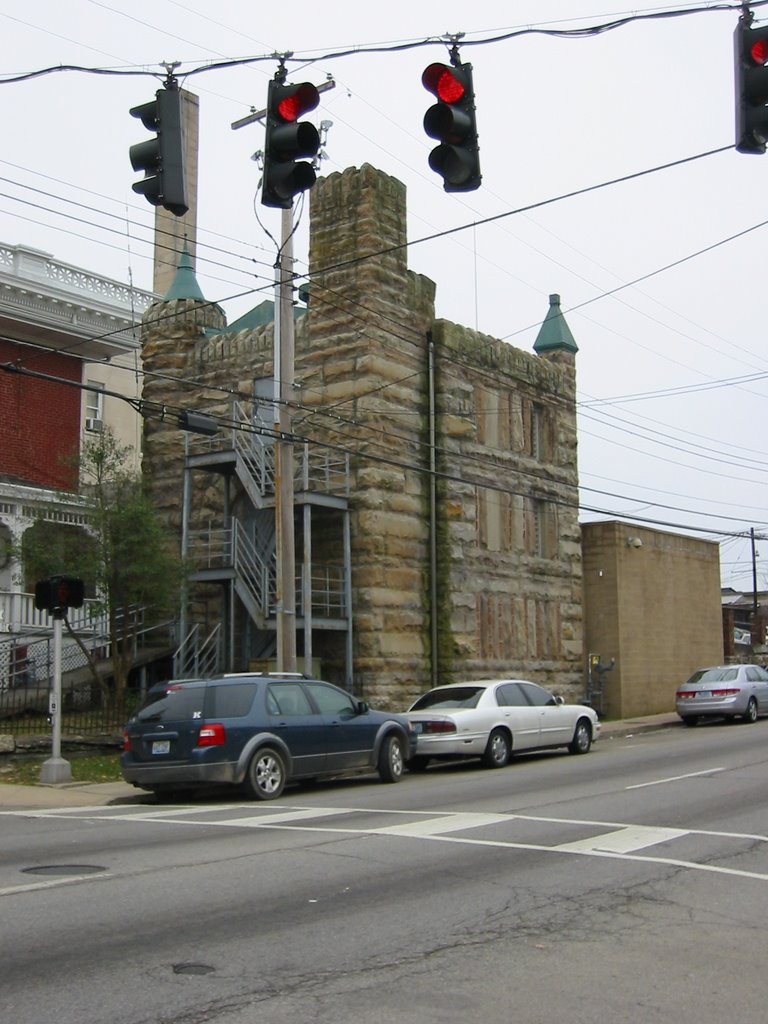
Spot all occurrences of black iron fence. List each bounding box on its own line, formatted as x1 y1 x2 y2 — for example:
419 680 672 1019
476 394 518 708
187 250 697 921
0 686 140 745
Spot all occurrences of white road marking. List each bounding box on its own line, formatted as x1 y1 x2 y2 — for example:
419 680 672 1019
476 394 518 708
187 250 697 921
626 767 727 789
554 825 689 854
4 803 768 884
373 812 511 837
0 872 113 898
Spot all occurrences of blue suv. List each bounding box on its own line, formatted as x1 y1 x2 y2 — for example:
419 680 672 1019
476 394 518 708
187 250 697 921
121 674 416 800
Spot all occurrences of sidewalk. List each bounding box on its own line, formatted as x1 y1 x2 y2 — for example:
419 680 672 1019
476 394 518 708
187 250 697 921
0 712 681 811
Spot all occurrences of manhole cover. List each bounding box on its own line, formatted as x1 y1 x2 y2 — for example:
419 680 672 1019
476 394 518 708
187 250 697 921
173 963 216 976
22 864 106 877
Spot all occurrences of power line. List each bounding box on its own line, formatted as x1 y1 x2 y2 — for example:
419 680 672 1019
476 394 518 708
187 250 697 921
1 2 761 84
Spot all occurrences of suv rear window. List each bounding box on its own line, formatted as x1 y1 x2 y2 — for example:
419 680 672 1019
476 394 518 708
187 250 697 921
136 683 205 723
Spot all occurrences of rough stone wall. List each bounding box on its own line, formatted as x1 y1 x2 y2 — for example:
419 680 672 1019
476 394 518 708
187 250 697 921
140 163 583 708
430 319 581 695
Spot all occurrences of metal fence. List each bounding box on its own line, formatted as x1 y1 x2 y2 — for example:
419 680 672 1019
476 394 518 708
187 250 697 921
0 686 140 743
0 614 178 739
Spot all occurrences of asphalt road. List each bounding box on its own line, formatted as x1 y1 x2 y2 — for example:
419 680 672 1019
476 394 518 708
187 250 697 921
2 721 768 1024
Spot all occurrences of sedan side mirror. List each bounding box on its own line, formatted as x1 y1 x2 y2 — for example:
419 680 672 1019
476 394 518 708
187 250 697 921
356 700 370 715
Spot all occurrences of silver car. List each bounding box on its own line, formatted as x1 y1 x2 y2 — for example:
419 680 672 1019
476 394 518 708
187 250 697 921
675 664 768 726
403 679 600 771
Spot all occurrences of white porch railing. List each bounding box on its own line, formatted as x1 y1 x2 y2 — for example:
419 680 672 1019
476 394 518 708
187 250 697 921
0 590 101 634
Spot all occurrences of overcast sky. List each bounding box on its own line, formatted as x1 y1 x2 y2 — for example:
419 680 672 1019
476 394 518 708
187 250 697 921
2 0 767 590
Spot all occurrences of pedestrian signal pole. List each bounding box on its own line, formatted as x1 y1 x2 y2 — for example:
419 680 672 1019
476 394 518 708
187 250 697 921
35 577 84 784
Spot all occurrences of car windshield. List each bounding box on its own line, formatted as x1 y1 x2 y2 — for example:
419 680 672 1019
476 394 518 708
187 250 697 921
687 668 738 685
411 687 484 711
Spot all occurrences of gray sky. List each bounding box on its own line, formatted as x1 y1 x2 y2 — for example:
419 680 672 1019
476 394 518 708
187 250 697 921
2 0 767 589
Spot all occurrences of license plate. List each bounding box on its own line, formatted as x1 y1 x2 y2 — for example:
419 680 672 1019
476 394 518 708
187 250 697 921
152 740 170 755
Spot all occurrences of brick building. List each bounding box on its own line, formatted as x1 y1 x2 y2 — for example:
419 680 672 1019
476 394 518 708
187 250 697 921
0 243 155 689
140 164 583 709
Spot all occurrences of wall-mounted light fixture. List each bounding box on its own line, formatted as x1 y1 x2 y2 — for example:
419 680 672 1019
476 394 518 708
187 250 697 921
626 536 643 549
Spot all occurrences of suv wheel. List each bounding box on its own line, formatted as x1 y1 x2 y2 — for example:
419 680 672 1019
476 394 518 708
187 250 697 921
243 746 286 800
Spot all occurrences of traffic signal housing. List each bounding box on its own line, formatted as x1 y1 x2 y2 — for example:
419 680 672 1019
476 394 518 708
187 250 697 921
129 87 189 215
422 62 481 192
262 80 321 208
34 576 85 614
735 19 768 154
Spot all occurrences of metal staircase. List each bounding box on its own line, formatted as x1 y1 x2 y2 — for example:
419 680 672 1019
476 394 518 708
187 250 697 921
180 399 352 679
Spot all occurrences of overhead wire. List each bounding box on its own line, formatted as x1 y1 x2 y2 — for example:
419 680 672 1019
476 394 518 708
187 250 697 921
3 1 768 562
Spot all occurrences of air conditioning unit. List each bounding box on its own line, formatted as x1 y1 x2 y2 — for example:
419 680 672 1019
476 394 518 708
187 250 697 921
85 418 103 432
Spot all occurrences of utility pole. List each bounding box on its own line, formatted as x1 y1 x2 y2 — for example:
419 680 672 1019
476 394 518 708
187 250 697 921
751 527 759 623
273 208 296 673
231 71 335 674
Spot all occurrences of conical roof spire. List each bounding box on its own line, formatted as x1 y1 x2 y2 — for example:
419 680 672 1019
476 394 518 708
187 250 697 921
164 242 205 302
533 293 578 355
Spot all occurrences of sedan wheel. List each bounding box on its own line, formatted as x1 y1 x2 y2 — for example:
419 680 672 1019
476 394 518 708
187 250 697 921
378 733 405 783
243 746 286 800
568 718 592 755
481 728 511 768
743 698 758 724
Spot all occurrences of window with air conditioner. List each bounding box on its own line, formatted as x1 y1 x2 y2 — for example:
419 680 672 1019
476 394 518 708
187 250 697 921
85 383 104 432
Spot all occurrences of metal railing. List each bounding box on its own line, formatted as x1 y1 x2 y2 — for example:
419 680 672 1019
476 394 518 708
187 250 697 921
186 399 350 500
173 622 223 680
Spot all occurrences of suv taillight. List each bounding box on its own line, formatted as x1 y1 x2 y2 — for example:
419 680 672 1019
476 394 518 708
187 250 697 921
123 730 132 752
197 723 226 747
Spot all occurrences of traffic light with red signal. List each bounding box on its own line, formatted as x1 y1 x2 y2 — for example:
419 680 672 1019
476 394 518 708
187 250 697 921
735 17 768 154
422 61 481 192
129 86 188 215
262 80 321 208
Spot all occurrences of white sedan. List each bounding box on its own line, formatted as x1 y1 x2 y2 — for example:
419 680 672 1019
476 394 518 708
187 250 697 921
403 679 600 771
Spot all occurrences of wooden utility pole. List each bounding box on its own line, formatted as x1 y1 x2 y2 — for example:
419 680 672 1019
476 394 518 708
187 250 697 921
274 208 296 672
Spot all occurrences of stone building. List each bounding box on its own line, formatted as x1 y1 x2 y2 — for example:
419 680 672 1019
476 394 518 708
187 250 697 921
140 164 582 709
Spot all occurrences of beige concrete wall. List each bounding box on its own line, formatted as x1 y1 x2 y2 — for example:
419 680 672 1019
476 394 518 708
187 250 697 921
582 521 722 718
81 361 143 473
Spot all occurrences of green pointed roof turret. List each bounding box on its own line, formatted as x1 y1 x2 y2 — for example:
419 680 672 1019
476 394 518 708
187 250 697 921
533 293 578 355
164 243 206 302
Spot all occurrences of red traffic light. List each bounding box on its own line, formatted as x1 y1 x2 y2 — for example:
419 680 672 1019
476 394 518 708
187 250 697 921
276 82 320 123
736 21 768 153
422 63 466 104
421 60 480 193
262 79 322 208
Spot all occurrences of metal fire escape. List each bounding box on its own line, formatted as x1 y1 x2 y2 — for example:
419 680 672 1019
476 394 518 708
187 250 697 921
179 400 352 687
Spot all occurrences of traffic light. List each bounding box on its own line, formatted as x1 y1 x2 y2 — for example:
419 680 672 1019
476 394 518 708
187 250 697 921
262 80 321 209
129 86 189 215
735 18 768 154
422 62 481 192
34 576 85 614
